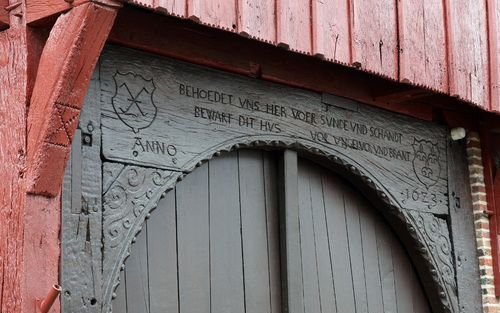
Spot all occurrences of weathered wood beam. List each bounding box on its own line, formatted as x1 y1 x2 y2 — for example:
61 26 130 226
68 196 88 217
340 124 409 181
26 0 89 24
0 26 27 313
27 1 120 196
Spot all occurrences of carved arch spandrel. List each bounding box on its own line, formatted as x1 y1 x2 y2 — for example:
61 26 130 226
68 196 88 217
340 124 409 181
101 139 458 313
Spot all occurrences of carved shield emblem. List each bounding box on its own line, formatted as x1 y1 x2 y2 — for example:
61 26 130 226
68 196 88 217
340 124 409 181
112 72 157 133
412 138 440 188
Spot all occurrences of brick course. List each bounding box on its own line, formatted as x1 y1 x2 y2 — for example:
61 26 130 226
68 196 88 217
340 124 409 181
466 132 500 312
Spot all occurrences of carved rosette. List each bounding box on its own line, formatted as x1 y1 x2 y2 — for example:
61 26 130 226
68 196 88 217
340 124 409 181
101 139 458 313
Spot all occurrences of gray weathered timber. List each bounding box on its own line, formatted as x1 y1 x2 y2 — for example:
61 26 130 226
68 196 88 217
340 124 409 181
61 70 103 313
99 45 448 215
448 140 482 312
297 158 432 313
60 44 482 313
112 151 281 313
209 153 245 313
279 150 304 313
146 190 178 313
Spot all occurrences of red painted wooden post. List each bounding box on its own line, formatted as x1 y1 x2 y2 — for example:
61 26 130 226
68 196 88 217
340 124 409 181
237 0 275 42
487 0 500 112
398 0 447 92
350 0 398 79
276 0 311 53
188 0 237 31
311 0 350 63
445 0 490 108
0 27 27 313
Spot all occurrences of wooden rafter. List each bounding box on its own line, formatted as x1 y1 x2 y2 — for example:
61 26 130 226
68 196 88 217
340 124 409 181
27 1 120 196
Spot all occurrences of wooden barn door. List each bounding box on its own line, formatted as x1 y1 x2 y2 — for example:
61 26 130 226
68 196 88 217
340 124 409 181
112 150 282 313
109 150 431 313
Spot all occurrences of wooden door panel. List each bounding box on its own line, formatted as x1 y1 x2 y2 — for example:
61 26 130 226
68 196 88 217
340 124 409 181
297 159 431 313
113 150 281 313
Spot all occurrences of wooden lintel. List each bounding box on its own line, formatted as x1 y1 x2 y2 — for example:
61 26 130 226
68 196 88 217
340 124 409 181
373 88 432 104
27 2 119 196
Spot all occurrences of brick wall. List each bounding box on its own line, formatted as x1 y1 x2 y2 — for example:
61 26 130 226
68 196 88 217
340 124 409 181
466 132 500 313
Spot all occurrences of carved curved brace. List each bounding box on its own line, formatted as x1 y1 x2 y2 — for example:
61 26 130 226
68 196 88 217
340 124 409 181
101 138 458 313
27 2 119 196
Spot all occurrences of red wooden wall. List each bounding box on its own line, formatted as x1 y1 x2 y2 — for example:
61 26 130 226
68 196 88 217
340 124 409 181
111 0 500 113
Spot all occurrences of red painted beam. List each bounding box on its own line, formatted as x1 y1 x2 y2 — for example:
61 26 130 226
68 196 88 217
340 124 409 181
27 1 119 196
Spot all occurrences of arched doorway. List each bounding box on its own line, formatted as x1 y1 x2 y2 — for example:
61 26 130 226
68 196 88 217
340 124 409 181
112 150 431 313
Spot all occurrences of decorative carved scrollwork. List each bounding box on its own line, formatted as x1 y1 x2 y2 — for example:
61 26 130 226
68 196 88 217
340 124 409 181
101 163 181 313
101 140 458 313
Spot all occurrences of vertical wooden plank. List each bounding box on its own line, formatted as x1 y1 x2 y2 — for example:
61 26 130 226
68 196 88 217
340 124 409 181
297 161 321 313
398 0 448 91
308 163 337 313
445 0 489 107
113 271 127 313
210 154 245 313
392 235 414 313
188 0 237 30
276 0 312 53
263 152 282 313
350 0 398 79
312 0 350 62
322 174 356 313
239 150 272 313
448 139 482 311
147 191 178 313
125 225 150 313
279 150 304 313
375 223 397 313
153 0 186 16
359 198 384 313
237 0 275 42
344 189 368 313
176 163 210 313
487 0 500 112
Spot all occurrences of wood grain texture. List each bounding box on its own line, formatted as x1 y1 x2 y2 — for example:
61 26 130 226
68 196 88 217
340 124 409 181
188 0 236 30
0 28 26 313
312 0 350 62
237 0 275 42
445 0 490 107
122 0 500 111
27 2 118 196
350 0 398 79
297 158 431 313
113 151 281 313
100 45 449 215
488 0 500 112
398 0 448 92
276 0 311 53
26 0 89 24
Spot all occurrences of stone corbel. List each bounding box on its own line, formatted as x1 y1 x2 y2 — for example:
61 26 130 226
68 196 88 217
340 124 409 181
27 0 121 196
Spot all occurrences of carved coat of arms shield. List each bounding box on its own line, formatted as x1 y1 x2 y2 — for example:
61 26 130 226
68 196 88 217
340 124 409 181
412 138 441 189
112 72 157 133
